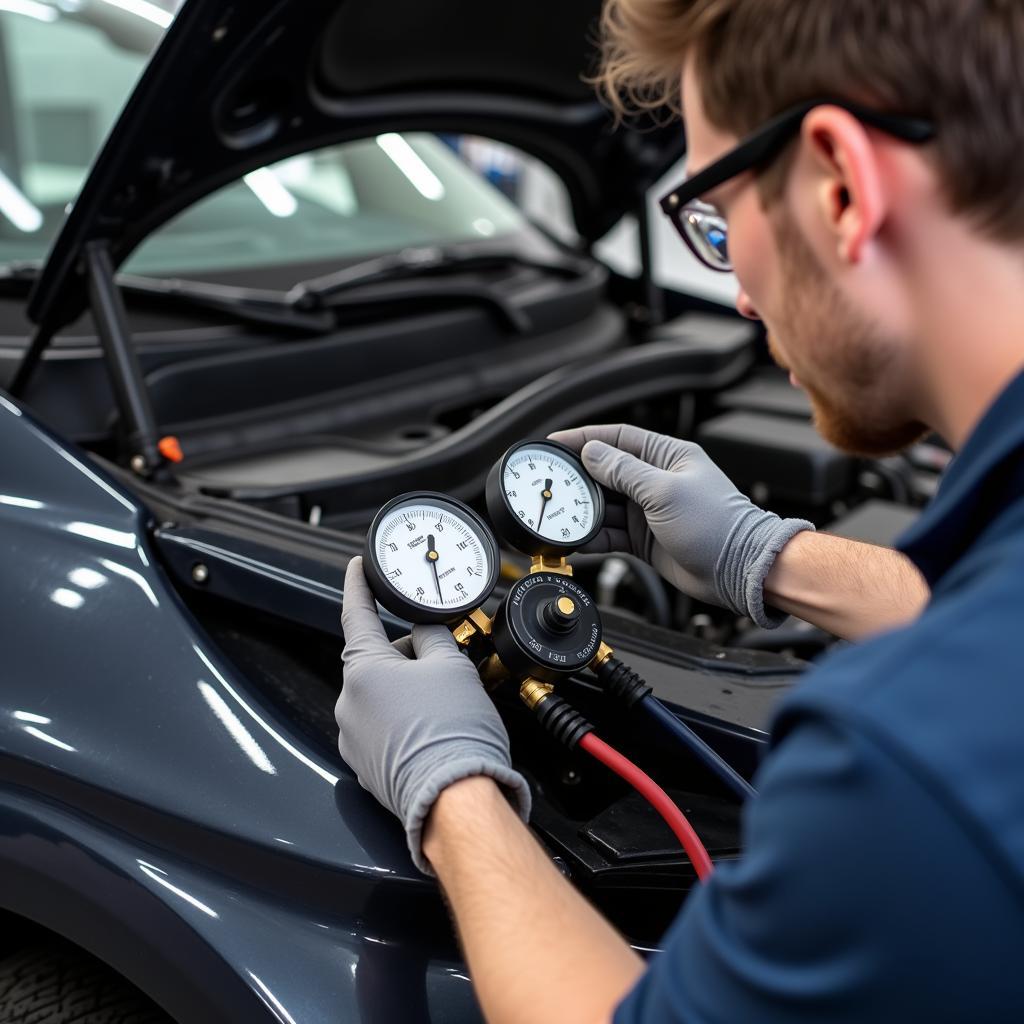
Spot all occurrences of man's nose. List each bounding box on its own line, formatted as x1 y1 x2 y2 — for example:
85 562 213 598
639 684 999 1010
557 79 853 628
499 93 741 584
736 290 761 321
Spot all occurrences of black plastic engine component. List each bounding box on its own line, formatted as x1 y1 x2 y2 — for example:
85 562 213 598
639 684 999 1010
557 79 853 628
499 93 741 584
827 498 920 545
529 782 741 900
715 367 813 420
697 410 856 509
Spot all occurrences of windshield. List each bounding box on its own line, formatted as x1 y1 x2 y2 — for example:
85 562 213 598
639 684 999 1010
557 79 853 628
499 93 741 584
0 2 529 276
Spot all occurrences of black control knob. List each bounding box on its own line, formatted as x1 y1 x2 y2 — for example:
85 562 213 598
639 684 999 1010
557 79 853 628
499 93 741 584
542 596 580 634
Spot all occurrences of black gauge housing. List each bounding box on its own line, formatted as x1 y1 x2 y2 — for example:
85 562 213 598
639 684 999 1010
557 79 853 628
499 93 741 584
485 439 605 557
492 573 603 683
363 491 500 625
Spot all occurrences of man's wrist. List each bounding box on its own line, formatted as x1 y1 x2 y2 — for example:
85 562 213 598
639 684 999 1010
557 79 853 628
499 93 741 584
762 530 929 641
724 510 814 628
763 528 815 602
423 775 511 870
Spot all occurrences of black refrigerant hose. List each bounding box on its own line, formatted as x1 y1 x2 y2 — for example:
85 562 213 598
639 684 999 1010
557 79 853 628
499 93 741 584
594 656 757 802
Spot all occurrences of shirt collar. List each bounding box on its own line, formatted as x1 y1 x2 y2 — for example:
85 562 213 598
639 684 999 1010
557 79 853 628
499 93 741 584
897 367 1024 588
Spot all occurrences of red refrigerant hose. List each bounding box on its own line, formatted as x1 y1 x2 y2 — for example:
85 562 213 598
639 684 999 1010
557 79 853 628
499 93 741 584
579 731 715 881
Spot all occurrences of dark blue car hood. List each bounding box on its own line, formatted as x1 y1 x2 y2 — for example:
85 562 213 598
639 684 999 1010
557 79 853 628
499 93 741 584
29 0 686 334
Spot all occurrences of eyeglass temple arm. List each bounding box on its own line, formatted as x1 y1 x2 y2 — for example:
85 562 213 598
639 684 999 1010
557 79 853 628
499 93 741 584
661 99 935 213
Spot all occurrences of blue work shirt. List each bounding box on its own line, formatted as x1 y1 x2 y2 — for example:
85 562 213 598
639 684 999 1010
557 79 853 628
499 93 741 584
615 369 1024 1023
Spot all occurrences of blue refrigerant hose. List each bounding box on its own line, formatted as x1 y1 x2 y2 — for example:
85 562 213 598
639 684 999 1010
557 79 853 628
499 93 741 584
593 656 757 803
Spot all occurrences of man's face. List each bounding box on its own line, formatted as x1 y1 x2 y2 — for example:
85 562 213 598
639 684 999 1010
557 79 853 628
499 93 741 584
679 63 926 456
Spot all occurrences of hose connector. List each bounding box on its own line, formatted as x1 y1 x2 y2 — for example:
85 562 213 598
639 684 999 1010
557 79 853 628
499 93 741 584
519 678 554 710
592 655 653 709
519 679 593 750
590 641 615 671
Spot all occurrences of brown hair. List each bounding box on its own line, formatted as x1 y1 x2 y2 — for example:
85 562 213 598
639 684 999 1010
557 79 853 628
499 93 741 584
595 0 1024 241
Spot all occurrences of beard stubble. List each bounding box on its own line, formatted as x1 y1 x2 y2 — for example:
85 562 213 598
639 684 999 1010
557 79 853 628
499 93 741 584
768 214 927 457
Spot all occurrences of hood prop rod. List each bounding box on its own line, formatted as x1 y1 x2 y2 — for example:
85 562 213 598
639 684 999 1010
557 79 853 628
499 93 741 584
635 196 665 331
86 242 163 478
7 321 53 399
9 241 165 478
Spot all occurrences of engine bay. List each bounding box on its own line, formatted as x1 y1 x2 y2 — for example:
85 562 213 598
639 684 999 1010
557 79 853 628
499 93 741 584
127 338 942 943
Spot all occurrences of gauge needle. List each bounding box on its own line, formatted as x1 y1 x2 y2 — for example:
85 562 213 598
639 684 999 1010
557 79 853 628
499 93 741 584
538 479 553 528
426 534 443 602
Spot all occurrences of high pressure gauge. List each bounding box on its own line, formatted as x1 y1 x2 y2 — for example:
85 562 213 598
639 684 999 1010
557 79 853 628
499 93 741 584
364 492 500 624
486 439 604 557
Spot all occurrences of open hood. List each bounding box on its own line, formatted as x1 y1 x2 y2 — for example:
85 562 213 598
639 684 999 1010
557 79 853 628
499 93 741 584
28 0 686 334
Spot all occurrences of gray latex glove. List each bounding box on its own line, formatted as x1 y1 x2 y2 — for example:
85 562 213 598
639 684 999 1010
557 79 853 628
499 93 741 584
548 424 814 628
337 557 530 874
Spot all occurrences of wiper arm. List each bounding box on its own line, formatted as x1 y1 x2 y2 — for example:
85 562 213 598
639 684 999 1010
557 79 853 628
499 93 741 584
320 276 534 333
284 245 592 336
115 273 334 333
285 244 591 308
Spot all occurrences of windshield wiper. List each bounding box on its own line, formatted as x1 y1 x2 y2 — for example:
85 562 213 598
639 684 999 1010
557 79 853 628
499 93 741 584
282 244 594 335
0 244 591 336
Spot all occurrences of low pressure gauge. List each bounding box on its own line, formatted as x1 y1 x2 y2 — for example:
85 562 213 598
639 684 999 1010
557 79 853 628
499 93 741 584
486 439 604 557
364 492 500 624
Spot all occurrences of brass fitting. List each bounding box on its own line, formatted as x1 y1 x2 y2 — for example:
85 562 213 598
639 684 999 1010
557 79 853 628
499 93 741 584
452 620 477 646
452 607 494 646
519 678 555 710
469 607 494 636
529 555 573 576
589 641 615 671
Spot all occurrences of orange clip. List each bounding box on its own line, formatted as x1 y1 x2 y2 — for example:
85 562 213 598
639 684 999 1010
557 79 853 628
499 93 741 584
158 435 184 463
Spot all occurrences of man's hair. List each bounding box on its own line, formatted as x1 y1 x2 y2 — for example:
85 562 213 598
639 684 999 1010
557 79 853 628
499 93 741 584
596 0 1024 242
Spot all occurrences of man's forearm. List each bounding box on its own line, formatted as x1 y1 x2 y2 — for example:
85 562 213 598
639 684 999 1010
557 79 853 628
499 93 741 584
423 776 645 1024
764 531 929 641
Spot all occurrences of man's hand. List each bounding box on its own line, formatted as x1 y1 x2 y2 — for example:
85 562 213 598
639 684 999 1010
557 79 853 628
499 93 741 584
549 424 813 628
337 557 530 873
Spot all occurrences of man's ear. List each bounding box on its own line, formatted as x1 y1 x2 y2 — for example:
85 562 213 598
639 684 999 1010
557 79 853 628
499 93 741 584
799 106 887 265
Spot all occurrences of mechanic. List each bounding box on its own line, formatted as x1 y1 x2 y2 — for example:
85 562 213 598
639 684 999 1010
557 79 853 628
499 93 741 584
337 1 1024 1020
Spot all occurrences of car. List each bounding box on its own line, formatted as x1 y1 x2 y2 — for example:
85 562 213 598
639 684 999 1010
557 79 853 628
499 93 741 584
0 1 942 1020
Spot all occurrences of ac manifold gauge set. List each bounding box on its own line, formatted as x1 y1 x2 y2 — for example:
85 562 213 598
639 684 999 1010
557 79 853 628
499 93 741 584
362 439 756 880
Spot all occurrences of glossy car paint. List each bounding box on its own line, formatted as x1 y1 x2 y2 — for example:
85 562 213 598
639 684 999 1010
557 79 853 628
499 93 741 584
0 392 481 1022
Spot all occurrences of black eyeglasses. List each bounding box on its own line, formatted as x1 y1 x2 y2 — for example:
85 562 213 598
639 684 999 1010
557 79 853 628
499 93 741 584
659 98 936 272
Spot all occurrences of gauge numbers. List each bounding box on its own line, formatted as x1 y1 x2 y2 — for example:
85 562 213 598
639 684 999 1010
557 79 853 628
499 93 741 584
502 444 598 545
368 495 498 621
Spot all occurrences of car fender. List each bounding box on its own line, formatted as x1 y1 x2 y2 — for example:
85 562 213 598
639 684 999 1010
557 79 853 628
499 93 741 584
0 393 478 1022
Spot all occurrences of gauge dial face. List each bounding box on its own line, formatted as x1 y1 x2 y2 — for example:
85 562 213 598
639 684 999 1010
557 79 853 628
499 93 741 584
501 443 600 545
370 497 496 617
